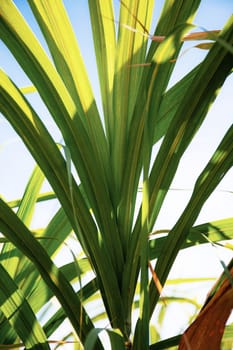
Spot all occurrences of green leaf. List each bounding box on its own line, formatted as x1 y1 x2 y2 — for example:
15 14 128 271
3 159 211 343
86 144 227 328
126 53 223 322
1 164 45 283
150 123 233 314
84 328 125 350
149 217 233 259
88 0 116 139
149 334 181 349
153 23 194 64
28 0 109 179
17 164 45 226
0 198 102 349
0 70 124 331
7 192 56 209
0 263 49 350
221 324 233 348
153 65 199 144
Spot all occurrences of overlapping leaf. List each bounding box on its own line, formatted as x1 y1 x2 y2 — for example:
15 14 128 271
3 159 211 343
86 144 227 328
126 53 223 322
0 1 232 349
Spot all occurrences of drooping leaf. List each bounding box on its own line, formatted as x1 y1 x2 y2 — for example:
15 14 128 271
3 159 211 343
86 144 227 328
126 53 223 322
0 198 103 349
0 263 49 350
149 217 233 259
178 260 233 350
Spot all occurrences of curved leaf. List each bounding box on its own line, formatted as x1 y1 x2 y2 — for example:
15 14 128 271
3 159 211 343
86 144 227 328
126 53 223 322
150 123 233 314
0 198 103 349
0 263 49 350
149 217 233 259
178 261 233 349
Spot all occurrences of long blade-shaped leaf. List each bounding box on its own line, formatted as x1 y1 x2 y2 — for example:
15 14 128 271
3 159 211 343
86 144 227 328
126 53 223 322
1 165 45 278
0 198 103 349
119 2 206 313
0 68 125 335
150 123 233 314
88 0 116 140
111 0 154 223
126 17 233 313
0 263 49 350
148 16 233 230
0 2 123 270
28 1 109 184
149 217 233 259
134 121 151 349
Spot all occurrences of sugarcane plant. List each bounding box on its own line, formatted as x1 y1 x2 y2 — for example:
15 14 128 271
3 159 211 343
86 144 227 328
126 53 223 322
0 0 233 349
